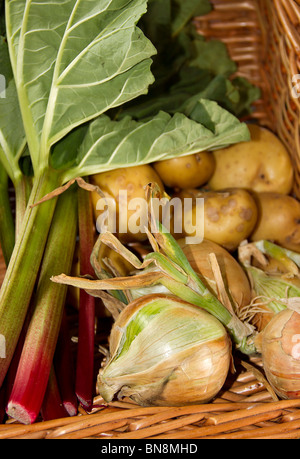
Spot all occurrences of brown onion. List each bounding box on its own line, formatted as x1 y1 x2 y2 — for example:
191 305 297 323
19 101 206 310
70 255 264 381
97 294 231 406
178 238 252 310
258 305 300 399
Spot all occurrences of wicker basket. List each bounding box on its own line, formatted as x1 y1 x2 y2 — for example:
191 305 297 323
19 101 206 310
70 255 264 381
1 0 300 440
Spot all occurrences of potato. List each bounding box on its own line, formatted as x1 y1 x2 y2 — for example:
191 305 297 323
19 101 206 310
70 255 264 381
172 188 258 251
250 192 300 252
153 152 215 190
90 165 164 243
209 124 294 194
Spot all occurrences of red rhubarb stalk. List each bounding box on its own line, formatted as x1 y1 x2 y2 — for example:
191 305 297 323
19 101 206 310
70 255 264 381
75 186 96 411
0 386 5 423
54 308 78 417
6 187 78 424
40 367 68 421
0 171 61 388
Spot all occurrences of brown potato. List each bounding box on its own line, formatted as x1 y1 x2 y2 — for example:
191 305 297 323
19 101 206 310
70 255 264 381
250 192 300 252
153 152 215 190
90 165 164 243
209 125 294 194
172 188 258 251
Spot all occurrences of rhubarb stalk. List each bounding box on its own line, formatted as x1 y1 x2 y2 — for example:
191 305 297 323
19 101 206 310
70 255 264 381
75 186 96 411
0 387 5 424
14 174 32 239
6 185 77 424
54 308 78 417
0 378 4 424
40 367 68 421
0 171 61 387
0 165 15 266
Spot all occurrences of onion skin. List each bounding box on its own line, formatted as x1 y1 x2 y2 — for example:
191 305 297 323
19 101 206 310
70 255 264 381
252 303 275 332
245 267 300 332
178 238 252 309
260 308 300 399
97 294 231 406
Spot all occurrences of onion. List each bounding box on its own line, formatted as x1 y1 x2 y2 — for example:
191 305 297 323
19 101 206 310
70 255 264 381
97 294 231 406
258 304 300 399
238 242 300 331
242 265 300 331
177 238 252 310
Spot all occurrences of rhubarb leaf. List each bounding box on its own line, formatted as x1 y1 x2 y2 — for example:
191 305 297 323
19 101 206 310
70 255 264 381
0 37 26 183
58 100 249 181
184 98 251 148
5 0 156 173
121 1 260 121
171 0 212 36
189 39 237 77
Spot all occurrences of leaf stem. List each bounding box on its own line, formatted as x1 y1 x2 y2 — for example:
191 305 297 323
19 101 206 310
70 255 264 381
75 185 96 411
0 170 61 387
0 166 15 265
14 174 32 238
40 367 69 421
54 308 78 417
0 386 5 424
6 186 78 424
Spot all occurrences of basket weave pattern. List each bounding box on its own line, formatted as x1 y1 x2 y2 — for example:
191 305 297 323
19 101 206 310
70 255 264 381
1 0 300 440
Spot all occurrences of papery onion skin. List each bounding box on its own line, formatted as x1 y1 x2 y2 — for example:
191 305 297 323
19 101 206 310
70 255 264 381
178 238 252 310
246 267 300 332
97 294 231 406
260 308 300 399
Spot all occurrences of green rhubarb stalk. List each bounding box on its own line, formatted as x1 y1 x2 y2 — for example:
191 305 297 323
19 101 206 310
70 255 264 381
14 174 32 239
0 165 15 265
6 185 77 425
0 162 32 265
0 171 61 387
